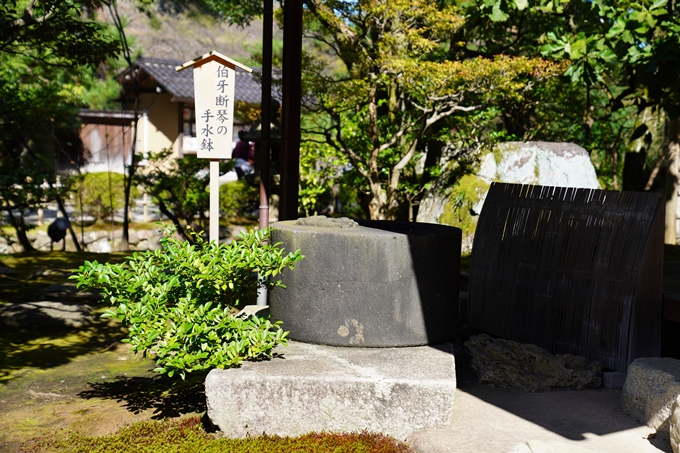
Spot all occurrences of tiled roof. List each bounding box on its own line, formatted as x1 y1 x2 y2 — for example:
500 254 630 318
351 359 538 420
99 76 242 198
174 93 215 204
133 57 273 104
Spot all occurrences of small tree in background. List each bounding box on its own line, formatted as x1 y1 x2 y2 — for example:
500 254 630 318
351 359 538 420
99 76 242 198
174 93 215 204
74 172 139 224
300 0 561 220
135 149 210 242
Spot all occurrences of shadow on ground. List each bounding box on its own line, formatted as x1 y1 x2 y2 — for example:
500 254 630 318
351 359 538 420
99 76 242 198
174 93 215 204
78 373 207 419
0 321 127 384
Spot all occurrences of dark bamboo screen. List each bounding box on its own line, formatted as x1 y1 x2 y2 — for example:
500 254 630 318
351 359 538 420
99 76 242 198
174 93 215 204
468 183 664 372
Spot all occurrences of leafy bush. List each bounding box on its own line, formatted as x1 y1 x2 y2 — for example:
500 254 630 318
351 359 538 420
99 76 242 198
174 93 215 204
72 227 303 379
24 417 417 453
73 172 138 223
219 180 259 220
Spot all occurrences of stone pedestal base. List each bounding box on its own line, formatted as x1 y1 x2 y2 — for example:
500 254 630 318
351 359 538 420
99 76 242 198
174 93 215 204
205 340 456 440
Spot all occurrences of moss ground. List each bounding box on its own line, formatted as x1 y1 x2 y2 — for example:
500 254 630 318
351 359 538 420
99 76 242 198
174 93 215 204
0 247 413 453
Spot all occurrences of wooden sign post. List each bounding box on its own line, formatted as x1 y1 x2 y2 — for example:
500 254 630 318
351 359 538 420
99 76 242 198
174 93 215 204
176 51 252 243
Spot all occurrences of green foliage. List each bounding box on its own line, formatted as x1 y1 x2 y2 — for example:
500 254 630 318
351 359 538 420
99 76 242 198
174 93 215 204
298 140 346 217
461 0 679 190
73 172 138 223
71 227 303 379
135 150 211 242
25 416 416 453
219 180 259 220
301 0 560 220
0 0 119 67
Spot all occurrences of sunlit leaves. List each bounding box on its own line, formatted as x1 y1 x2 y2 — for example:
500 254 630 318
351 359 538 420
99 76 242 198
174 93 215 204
72 226 303 379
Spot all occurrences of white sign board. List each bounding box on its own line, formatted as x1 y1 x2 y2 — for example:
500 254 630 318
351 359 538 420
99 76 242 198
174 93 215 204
193 60 235 159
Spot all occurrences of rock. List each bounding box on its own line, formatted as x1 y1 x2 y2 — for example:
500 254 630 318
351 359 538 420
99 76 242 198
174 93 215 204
137 229 153 240
417 141 600 253
229 225 250 241
27 269 72 280
89 238 112 253
235 304 270 319
507 440 599 453
295 215 358 228
671 396 680 453
205 340 456 440
0 301 94 329
0 267 18 277
464 334 603 392
621 357 680 433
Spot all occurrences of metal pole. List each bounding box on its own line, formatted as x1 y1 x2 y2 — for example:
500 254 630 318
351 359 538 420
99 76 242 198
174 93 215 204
257 0 273 306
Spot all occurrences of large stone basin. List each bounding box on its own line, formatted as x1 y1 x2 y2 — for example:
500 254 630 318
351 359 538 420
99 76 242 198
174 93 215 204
269 219 461 347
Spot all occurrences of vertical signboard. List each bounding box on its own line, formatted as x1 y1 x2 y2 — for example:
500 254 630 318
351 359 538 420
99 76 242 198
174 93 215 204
176 52 252 243
194 60 235 159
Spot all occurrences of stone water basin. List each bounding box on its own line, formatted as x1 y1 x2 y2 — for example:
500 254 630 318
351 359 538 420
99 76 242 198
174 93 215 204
269 218 461 347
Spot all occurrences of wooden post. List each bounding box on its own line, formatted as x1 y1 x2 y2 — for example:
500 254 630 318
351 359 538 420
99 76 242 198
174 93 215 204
210 159 220 243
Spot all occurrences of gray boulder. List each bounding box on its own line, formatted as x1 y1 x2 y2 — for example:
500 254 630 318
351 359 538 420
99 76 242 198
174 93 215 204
464 334 603 392
621 357 680 433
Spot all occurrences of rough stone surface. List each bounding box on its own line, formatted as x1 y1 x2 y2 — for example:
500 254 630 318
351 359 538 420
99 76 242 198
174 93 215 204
205 340 456 440
507 440 599 453
621 357 680 433
671 396 680 453
0 301 94 329
295 215 358 228
464 334 603 392
269 220 461 347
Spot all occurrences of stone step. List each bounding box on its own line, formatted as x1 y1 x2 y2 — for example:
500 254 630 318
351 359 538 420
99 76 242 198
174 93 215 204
205 340 456 440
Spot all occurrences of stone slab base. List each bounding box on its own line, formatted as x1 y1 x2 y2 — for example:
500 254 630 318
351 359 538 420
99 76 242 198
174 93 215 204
205 340 456 440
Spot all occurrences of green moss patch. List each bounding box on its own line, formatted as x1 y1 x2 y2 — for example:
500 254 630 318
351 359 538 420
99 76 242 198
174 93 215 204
440 174 490 236
23 417 416 453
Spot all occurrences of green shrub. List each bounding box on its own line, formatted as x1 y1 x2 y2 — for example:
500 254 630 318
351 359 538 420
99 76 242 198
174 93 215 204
24 417 417 453
219 180 259 220
72 227 303 379
73 172 138 223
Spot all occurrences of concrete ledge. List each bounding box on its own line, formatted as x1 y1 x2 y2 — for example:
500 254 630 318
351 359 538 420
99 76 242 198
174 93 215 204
621 357 680 432
205 340 456 440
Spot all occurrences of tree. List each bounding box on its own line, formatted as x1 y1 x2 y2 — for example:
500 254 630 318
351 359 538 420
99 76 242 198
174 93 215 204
299 0 560 220
470 0 679 237
1 0 119 66
135 149 211 242
0 1 119 251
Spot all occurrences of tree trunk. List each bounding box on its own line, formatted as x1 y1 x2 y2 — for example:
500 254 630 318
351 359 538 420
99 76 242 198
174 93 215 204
7 209 36 252
665 118 679 244
55 194 82 252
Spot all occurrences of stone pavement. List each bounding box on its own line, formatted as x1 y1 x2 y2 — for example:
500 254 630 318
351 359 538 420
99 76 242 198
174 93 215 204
407 364 672 453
